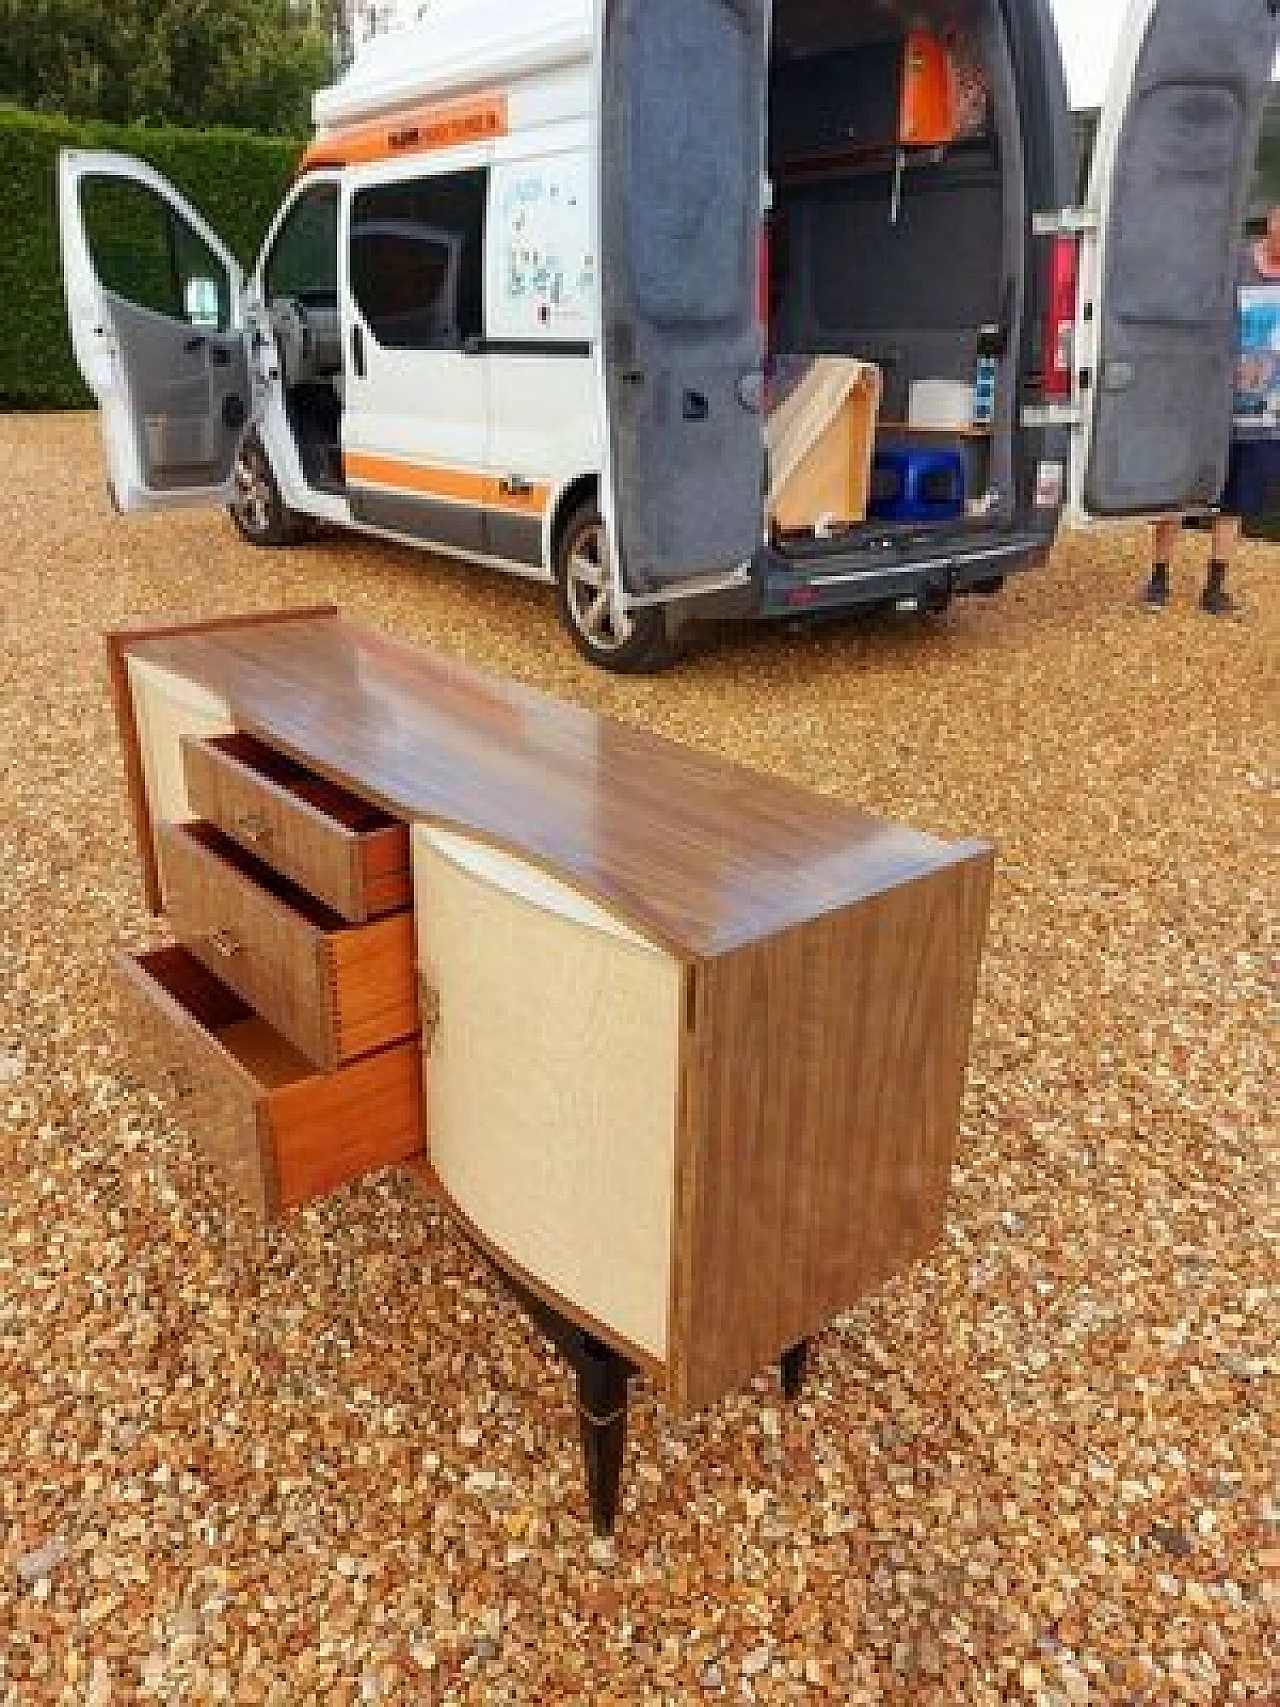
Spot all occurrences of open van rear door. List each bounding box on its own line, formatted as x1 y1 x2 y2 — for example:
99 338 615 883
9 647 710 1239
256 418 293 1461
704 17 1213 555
59 151 252 513
1070 0 1278 520
595 0 767 599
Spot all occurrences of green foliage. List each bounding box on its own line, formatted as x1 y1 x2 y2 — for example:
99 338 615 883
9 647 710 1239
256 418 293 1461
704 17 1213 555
0 104 299 407
0 0 331 135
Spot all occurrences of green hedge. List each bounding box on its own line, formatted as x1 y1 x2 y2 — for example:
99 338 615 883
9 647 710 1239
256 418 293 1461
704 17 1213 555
0 104 301 408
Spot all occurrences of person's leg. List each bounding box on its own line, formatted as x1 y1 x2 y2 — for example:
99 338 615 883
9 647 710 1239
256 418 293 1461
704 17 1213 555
1143 518 1179 607
1202 513 1240 615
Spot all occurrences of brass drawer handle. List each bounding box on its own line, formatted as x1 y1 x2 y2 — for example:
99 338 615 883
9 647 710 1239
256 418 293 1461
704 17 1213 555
209 930 244 961
235 811 272 846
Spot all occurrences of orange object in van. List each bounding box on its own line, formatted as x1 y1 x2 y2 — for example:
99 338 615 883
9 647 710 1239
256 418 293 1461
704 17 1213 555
898 29 957 147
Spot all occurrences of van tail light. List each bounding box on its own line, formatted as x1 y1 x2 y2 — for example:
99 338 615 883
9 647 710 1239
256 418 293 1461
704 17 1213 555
1043 235 1078 401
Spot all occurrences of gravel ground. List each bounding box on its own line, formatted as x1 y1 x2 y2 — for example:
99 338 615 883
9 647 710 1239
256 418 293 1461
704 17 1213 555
0 413 1276 1705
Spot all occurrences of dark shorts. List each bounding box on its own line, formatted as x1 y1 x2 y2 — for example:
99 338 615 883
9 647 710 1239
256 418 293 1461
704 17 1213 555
1220 438 1280 520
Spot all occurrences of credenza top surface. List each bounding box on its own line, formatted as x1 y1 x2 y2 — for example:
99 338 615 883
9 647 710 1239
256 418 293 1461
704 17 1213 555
120 611 987 958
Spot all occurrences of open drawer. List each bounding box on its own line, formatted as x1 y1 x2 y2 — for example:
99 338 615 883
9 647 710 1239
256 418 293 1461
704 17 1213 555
157 820 418 1071
182 732 412 924
116 947 425 1224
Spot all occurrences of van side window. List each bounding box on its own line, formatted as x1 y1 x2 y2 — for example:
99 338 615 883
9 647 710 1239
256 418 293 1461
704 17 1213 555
350 171 487 350
79 175 232 332
264 184 339 307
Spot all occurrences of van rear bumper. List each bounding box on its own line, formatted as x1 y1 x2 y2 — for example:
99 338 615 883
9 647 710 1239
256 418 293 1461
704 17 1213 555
750 525 1053 619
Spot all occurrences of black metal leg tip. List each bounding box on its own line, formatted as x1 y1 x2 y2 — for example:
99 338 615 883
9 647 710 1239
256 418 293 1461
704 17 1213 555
578 1340 630 1540
580 1404 627 1538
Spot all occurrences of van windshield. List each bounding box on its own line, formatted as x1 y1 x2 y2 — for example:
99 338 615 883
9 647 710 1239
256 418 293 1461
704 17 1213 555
265 185 340 308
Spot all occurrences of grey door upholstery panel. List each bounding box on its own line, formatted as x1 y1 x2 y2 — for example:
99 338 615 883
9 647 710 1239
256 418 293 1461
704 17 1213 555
105 291 249 493
1085 0 1277 516
600 0 767 594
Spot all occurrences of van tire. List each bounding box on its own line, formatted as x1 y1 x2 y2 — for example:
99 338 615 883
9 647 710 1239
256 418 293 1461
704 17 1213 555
228 430 302 548
554 502 673 673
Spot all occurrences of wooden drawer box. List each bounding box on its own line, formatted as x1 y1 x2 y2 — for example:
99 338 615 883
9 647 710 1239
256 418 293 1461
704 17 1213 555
116 947 424 1224
157 820 418 1072
183 732 412 924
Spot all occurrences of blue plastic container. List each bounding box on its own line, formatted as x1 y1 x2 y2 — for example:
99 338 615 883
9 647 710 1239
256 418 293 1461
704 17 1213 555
869 447 967 523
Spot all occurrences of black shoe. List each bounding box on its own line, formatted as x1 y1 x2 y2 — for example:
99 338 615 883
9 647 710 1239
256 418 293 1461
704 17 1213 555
1200 563 1239 617
1200 582 1240 617
1142 570 1170 610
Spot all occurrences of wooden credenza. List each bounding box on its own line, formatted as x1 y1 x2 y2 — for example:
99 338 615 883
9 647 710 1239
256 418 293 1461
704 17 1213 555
107 609 994 1532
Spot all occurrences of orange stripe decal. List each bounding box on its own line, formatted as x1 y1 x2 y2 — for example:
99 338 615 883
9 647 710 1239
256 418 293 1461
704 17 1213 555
344 452 550 518
302 93 509 172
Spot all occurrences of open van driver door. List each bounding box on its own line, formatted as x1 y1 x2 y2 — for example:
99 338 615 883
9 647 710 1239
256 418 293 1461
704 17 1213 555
595 0 768 616
1064 0 1278 522
59 152 253 513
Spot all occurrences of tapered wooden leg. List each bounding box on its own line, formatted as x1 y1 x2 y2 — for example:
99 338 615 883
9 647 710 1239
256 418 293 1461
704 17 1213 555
576 1337 630 1538
781 1339 810 1403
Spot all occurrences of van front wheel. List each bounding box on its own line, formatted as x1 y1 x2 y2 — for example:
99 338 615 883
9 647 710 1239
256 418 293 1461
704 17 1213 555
554 504 673 673
229 431 301 548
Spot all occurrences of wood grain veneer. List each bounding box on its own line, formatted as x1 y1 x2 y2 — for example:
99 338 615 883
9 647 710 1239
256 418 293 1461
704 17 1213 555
157 821 418 1073
183 733 412 923
113 612 981 960
116 946 424 1223
669 846 994 1412
414 828 684 1364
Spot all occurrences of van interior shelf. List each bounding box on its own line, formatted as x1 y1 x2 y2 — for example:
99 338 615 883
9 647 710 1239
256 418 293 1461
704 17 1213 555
878 421 994 440
775 141 946 189
773 138 1001 197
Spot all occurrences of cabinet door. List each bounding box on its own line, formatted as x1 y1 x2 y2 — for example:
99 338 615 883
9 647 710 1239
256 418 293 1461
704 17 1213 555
413 828 683 1364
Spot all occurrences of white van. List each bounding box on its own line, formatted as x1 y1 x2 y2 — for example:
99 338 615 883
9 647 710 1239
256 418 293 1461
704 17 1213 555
60 0 1275 671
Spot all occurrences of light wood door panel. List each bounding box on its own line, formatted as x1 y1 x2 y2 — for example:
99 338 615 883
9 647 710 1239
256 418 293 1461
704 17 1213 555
413 829 684 1365
126 656 233 903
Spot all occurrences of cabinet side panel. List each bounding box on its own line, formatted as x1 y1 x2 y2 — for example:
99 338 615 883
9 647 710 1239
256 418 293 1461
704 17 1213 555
413 829 683 1363
126 658 234 904
674 849 994 1414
